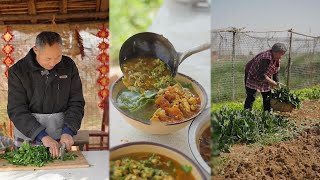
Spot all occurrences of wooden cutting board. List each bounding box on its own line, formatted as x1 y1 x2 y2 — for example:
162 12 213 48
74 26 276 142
0 151 90 171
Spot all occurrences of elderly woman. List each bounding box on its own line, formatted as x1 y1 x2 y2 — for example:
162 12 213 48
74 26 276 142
244 43 287 111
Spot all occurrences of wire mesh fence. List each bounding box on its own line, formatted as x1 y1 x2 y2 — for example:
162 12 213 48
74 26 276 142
211 28 320 103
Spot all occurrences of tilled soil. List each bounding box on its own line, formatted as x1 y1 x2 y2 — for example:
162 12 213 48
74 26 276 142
282 100 320 127
213 100 320 180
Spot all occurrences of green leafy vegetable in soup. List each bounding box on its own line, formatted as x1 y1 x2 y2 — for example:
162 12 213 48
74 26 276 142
122 58 176 92
117 89 158 122
110 153 195 180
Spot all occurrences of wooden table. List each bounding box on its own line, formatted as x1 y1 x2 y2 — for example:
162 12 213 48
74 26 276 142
0 151 109 180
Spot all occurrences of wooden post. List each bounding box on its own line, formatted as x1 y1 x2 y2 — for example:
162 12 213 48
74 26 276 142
28 0 37 23
60 0 68 14
231 29 236 101
286 29 293 87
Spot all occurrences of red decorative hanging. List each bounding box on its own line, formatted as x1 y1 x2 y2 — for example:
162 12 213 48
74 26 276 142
98 41 109 51
97 64 109 74
97 76 109 87
3 56 14 67
98 99 106 109
97 52 109 63
75 27 85 60
1 27 14 42
96 23 109 109
98 88 109 99
2 26 15 137
4 70 9 79
2 44 14 54
97 23 109 39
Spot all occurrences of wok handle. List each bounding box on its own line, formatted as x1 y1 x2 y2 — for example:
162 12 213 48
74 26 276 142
178 42 211 65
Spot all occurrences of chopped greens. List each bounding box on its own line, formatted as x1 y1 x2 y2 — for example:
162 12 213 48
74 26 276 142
0 142 77 167
181 165 192 173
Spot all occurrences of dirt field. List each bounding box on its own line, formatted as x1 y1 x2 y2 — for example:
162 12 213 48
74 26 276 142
213 100 320 180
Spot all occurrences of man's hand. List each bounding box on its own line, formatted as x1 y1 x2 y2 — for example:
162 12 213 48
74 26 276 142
42 136 60 158
60 134 74 151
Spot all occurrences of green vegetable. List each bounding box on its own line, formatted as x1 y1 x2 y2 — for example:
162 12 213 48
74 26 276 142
211 107 295 154
271 87 301 108
0 142 77 167
117 89 157 112
181 165 192 173
294 86 320 100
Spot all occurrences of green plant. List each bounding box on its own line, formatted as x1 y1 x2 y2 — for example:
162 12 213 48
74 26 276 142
0 142 77 167
211 107 295 153
110 0 164 63
294 86 320 100
271 87 301 108
211 97 263 112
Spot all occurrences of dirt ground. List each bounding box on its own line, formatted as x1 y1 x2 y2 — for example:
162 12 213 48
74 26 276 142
213 100 320 180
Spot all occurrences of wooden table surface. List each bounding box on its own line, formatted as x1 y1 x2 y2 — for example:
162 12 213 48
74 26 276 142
0 151 109 180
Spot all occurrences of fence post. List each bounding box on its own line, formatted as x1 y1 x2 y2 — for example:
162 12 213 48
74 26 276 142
231 30 236 101
286 29 293 87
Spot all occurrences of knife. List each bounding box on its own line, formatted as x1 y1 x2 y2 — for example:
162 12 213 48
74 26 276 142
59 143 66 160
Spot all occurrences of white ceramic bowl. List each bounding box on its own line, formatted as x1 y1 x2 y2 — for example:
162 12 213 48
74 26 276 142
110 141 207 179
111 73 208 134
188 107 211 174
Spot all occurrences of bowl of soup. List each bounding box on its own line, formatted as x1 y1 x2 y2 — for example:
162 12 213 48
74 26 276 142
111 58 207 134
188 108 211 175
110 141 206 180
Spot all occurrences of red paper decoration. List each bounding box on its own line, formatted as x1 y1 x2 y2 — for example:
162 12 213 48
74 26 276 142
2 26 15 137
98 99 106 109
98 41 109 51
97 23 109 109
2 44 14 54
97 52 109 63
1 28 14 42
2 26 15 78
97 23 109 39
97 76 109 87
98 88 109 99
3 56 14 67
97 64 109 74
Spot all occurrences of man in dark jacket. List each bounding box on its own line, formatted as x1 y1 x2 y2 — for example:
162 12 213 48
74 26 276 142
244 43 287 111
7 31 85 157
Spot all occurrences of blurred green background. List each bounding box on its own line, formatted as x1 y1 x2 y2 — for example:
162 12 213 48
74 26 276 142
110 0 164 64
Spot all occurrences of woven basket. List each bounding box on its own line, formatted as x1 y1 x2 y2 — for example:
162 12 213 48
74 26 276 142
270 98 295 112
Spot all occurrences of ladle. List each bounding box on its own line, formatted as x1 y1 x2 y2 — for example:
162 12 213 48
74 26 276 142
119 32 210 76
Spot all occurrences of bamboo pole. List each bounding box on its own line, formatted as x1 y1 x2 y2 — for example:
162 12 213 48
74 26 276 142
0 3 27 8
0 8 28 11
0 12 107 21
1 12 27 15
286 29 293 87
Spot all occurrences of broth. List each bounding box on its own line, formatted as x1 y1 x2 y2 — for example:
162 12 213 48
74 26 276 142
122 57 175 92
110 153 196 180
